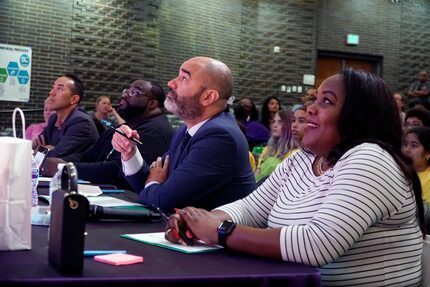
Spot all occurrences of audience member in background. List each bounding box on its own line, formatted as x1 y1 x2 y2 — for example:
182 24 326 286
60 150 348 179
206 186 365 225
234 104 269 151
407 70 429 108
404 107 430 130
393 91 406 122
32 74 98 159
402 126 430 230
301 88 316 108
43 80 174 189
291 105 306 146
112 57 256 212
91 95 125 135
25 97 54 141
260 96 281 130
254 110 297 183
166 69 424 286
236 120 257 172
239 97 259 121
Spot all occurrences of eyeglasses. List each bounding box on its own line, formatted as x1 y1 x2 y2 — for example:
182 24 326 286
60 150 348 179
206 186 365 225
122 88 146 98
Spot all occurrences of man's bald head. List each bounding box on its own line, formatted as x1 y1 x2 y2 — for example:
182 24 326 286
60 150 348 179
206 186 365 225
188 56 233 101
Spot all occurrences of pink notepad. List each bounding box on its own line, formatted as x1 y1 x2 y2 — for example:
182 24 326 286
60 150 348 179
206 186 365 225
94 253 144 265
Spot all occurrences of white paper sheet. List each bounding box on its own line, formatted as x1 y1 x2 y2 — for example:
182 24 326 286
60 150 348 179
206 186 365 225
121 232 222 254
88 196 142 207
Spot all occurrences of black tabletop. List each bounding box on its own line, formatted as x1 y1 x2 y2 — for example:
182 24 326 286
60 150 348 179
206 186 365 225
0 192 321 287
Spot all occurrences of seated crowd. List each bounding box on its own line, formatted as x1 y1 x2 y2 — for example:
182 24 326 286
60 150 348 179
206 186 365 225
27 59 429 286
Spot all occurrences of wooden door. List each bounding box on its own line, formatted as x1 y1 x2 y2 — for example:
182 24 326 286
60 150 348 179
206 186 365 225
316 56 376 88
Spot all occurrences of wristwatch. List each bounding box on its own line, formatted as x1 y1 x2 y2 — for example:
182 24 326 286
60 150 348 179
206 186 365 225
217 220 237 247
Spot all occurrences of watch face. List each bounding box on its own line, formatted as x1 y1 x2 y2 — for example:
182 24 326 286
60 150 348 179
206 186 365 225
219 220 235 233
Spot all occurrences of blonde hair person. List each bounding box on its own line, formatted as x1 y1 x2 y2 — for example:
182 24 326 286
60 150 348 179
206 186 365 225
25 97 55 141
255 109 297 183
91 95 125 135
94 95 125 125
393 91 406 123
291 105 306 146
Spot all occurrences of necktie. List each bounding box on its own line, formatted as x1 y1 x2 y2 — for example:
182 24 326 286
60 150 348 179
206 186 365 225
181 132 192 151
174 132 192 169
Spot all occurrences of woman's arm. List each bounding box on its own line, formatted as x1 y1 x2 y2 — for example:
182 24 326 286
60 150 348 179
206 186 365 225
110 107 126 125
178 207 282 259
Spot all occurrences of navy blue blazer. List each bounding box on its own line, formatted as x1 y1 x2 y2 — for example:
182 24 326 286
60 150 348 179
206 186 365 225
125 112 256 212
44 107 99 159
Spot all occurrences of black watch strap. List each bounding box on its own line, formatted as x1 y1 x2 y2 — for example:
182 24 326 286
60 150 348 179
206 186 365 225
217 220 237 247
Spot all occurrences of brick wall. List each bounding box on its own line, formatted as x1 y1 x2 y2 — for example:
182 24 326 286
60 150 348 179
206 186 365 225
237 0 317 106
318 0 402 90
0 0 73 128
1 0 429 129
398 0 430 91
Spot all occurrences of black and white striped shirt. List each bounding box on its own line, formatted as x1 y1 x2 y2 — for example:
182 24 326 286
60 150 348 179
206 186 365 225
216 143 422 286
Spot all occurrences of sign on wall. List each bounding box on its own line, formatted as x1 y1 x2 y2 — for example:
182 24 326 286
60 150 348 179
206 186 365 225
0 44 32 102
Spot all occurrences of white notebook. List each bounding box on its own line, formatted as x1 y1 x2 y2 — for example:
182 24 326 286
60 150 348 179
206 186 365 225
121 232 223 254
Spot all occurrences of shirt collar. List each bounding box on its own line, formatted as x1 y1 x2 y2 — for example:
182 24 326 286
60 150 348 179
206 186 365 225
187 118 210 137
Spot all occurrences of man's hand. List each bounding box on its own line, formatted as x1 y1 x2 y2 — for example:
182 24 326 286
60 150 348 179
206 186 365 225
146 155 169 184
111 125 139 161
32 134 46 151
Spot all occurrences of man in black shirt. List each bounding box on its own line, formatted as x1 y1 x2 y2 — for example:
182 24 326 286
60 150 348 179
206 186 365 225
407 70 429 108
43 79 174 189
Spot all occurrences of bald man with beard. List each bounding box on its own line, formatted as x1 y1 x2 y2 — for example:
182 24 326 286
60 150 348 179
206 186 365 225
112 56 256 212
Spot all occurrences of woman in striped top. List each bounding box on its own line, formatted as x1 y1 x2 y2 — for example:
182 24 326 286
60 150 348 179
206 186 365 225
166 69 425 286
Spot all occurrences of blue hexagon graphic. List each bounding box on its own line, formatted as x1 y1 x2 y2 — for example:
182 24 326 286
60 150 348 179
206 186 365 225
20 54 30 67
7 62 19 76
17 70 29 84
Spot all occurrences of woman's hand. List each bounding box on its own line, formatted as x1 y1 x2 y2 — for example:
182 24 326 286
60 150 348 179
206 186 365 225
164 212 194 246
109 107 126 125
175 207 223 245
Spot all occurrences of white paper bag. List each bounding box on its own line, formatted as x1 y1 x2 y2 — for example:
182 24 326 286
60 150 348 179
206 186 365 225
0 108 32 250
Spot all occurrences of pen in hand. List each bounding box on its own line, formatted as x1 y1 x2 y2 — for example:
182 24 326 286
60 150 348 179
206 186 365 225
108 125 143 145
154 205 193 246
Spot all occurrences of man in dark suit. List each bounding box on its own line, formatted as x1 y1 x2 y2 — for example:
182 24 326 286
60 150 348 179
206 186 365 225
33 74 99 159
43 79 174 189
112 56 256 212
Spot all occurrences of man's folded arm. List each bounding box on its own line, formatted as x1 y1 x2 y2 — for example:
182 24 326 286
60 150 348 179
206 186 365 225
137 133 241 212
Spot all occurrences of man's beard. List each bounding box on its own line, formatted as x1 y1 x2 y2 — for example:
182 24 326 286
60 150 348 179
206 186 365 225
165 89 204 120
117 101 148 120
